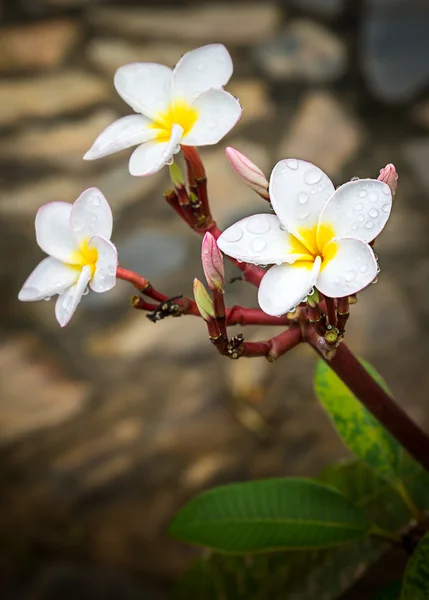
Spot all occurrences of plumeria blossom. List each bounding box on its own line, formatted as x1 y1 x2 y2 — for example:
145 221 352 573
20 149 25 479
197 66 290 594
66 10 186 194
84 44 242 176
18 188 117 327
218 159 392 317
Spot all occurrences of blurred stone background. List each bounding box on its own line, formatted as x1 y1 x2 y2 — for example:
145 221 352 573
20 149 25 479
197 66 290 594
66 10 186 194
1 0 429 598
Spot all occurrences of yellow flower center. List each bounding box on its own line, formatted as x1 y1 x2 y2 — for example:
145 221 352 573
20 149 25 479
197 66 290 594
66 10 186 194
289 223 338 270
151 99 199 141
70 239 98 276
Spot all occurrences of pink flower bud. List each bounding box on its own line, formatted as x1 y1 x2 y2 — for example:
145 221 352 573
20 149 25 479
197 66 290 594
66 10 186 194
226 147 269 200
193 278 215 322
378 164 398 196
202 232 224 292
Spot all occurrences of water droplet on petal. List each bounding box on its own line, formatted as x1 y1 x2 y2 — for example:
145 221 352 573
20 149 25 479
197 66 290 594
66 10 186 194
359 190 368 198
358 214 365 222
351 176 360 181
299 211 310 220
345 270 356 282
369 208 379 218
246 216 270 235
372 277 378 284
360 264 368 273
369 192 379 203
166 156 174 165
279 223 287 231
286 158 299 170
351 223 359 231
355 202 364 211
222 225 243 243
365 221 375 230
334 277 341 284
304 168 322 185
298 192 309 204
382 203 390 213
43 296 51 302
251 238 266 253
82 286 90 296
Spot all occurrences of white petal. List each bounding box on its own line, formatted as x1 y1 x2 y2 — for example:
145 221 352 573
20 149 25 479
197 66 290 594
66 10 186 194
172 44 233 105
18 257 79 302
83 115 157 160
89 236 118 293
35 202 80 263
71 188 113 245
317 179 392 246
182 90 242 146
129 124 183 176
258 257 321 317
269 159 335 252
114 63 173 120
316 238 377 298
55 265 92 327
217 214 313 266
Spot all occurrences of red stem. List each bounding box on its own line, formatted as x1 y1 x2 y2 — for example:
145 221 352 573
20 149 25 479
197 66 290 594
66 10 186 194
241 326 302 361
324 297 337 328
226 306 289 326
307 329 429 472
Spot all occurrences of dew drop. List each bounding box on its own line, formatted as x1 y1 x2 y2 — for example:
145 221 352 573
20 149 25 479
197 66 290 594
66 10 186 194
285 158 299 170
310 188 317 195
251 238 266 252
382 204 390 213
222 225 243 243
82 286 90 296
382 185 391 195
376 265 381 275
351 176 360 181
246 216 270 235
369 192 379 203
73 218 85 232
351 223 359 231
166 156 174 166
372 277 378 284
299 211 310 220
360 264 368 273
43 296 51 302
359 190 368 198
259 263 268 268
304 168 322 185
365 221 375 230
334 277 341 285
345 270 356 282
298 191 309 204
369 208 379 218
355 202 364 211
237 258 243 263
173 144 181 154
279 223 287 231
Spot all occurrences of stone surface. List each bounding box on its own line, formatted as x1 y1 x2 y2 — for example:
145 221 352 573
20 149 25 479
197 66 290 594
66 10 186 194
0 20 79 73
229 79 274 125
361 0 429 102
278 91 364 176
291 0 347 18
0 160 164 219
87 38 191 75
0 71 109 127
202 140 272 228
90 3 280 44
254 19 347 82
0 335 91 443
0 109 119 169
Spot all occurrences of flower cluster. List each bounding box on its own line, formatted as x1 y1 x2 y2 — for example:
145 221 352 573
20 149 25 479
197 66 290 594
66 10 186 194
18 42 395 332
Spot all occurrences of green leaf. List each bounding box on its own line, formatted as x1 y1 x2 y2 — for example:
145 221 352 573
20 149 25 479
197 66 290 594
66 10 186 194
370 580 402 599
314 359 401 483
170 478 372 553
401 532 429 599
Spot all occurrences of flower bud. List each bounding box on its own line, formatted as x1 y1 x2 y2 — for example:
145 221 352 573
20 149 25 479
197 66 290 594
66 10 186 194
226 147 269 200
201 232 225 292
169 162 185 187
378 164 398 197
193 278 215 321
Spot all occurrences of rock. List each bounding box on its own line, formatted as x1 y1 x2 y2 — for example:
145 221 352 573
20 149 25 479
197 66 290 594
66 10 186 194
202 140 272 228
0 159 164 219
0 109 119 170
254 19 347 82
0 335 91 444
291 0 347 18
403 139 429 193
278 91 364 176
229 79 274 125
0 71 109 128
87 38 191 76
90 3 280 44
0 20 79 73
361 0 429 102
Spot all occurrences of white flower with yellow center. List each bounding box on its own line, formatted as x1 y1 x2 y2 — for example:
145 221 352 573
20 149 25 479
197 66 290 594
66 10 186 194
84 44 242 176
218 159 393 316
18 188 117 327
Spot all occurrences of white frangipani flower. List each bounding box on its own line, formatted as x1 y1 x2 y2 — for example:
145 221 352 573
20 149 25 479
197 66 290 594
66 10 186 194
84 44 242 176
218 159 393 317
18 188 117 327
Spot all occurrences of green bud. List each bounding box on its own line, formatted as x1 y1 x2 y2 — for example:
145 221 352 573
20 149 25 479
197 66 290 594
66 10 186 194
169 162 185 187
193 278 215 321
